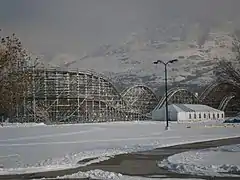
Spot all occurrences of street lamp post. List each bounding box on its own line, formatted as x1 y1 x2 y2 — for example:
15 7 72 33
153 59 178 130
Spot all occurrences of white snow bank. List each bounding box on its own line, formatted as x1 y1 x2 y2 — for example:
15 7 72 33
158 144 240 177
57 169 203 180
1 122 46 128
0 164 76 175
57 169 123 179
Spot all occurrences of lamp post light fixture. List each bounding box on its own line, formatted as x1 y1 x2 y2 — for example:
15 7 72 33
153 59 178 130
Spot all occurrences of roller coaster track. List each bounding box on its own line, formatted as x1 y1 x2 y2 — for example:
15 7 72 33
218 94 236 111
153 87 199 111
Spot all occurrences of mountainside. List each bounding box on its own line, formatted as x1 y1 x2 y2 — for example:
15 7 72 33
48 23 236 91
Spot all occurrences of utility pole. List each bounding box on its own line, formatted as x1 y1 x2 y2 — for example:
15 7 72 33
153 59 178 130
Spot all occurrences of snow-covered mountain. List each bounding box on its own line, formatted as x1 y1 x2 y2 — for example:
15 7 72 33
48 23 235 91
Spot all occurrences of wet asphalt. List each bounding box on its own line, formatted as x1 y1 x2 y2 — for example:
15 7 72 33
80 136 240 180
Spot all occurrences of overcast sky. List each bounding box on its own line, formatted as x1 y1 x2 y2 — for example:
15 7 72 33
1 0 240 61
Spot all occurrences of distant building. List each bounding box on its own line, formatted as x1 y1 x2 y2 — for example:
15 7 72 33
151 104 225 122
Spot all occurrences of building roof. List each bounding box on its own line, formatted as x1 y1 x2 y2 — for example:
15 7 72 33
160 104 223 113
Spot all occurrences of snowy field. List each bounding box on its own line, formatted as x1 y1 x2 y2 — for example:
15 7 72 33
158 143 240 177
0 120 240 178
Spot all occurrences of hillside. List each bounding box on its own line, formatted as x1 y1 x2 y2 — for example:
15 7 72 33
48 23 236 91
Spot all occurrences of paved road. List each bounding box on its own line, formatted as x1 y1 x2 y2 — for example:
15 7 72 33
80 137 240 180
1 137 240 179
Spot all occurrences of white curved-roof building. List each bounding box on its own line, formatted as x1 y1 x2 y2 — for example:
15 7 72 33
151 104 225 122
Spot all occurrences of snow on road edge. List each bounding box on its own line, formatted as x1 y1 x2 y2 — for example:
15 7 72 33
158 144 240 177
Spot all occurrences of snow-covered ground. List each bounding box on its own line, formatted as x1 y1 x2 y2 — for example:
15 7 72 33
158 143 240 177
58 169 203 180
0 122 46 128
0 121 240 177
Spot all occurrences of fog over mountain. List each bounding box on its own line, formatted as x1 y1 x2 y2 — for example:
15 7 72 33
1 0 239 55
1 0 240 89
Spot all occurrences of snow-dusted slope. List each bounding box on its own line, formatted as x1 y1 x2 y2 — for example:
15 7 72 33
49 26 235 89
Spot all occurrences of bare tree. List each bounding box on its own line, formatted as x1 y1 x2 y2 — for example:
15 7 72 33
214 34 240 87
0 30 38 117
232 34 240 61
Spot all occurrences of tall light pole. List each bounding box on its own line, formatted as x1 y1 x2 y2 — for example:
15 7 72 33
153 59 178 130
